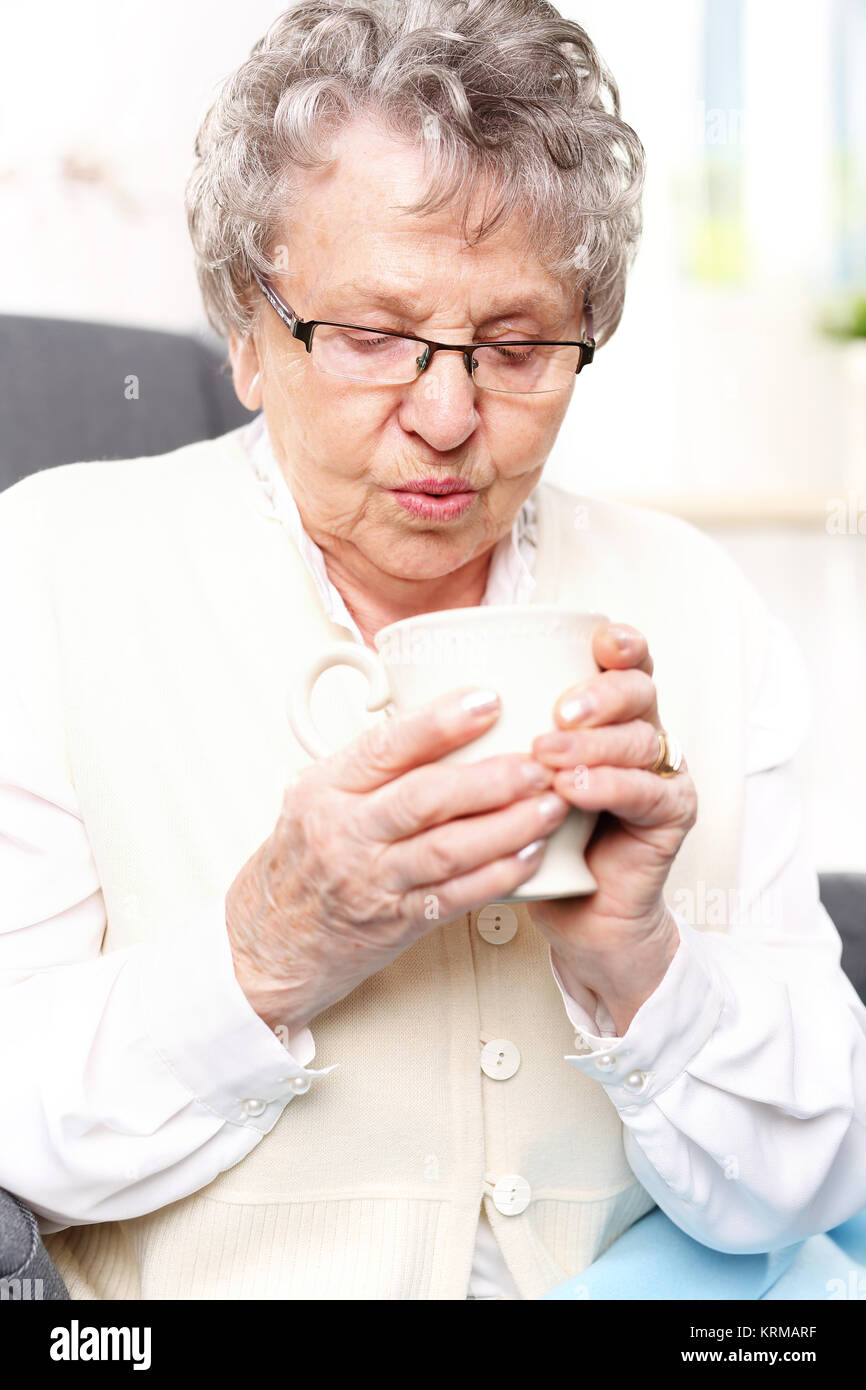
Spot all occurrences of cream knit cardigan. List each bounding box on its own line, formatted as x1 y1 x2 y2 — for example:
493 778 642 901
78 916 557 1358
3 426 768 1299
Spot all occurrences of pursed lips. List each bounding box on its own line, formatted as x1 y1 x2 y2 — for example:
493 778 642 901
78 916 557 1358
387 476 480 520
393 476 477 496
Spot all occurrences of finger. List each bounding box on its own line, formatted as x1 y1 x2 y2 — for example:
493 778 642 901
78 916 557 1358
403 836 552 921
381 789 570 892
364 752 555 842
592 622 654 676
328 686 502 793
550 764 697 832
530 719 662 771
547 668 660 733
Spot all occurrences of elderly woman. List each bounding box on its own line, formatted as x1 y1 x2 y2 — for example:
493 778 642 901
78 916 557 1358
1 0 865 1303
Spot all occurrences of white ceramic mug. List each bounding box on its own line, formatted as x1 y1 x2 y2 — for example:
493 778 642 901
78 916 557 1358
288 605 608 901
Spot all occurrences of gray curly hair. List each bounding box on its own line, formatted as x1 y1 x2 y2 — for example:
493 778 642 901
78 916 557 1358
185 0 645 346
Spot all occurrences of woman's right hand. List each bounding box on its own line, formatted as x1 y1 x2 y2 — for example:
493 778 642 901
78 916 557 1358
225 686 570 1033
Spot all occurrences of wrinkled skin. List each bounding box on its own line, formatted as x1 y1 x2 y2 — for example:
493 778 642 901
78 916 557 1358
227 686 568 1032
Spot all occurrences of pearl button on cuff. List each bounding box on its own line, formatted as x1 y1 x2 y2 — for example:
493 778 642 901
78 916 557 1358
288 1076 311 1095
594 1053 617 1072
622 1070 648 1093
242 1098 267 1117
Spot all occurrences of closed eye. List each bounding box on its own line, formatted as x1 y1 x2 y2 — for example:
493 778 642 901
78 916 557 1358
336 330 402 351
492 344 534 361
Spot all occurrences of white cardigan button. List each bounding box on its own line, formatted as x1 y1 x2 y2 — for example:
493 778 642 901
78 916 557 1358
480 1039 521 1080
492 1174 531 1216
477 905 518 944
242 1098 267 1116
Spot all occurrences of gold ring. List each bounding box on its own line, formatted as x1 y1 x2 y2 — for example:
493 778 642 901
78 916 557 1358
649 730 683 778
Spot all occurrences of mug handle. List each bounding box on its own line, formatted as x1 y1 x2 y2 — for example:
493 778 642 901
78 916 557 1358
287 644 393 759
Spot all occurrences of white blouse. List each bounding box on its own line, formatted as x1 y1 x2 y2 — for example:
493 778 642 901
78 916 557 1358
1 415 864 1302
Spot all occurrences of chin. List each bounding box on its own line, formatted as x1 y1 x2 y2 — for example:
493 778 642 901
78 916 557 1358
370 536 477 583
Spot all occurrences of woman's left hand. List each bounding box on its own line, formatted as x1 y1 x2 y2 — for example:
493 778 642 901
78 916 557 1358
527 621 697 1035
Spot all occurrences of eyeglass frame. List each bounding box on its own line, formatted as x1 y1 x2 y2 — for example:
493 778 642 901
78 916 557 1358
251 270 596 387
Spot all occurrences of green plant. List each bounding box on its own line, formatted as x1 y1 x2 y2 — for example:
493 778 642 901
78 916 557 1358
820 292 866 341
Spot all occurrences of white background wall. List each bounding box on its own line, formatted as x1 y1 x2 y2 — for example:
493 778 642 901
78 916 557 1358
1 0 863 868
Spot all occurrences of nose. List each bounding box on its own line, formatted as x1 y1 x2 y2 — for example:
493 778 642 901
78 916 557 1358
397 347 479 454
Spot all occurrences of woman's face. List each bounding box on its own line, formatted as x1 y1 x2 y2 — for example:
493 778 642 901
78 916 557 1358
232 119 584 584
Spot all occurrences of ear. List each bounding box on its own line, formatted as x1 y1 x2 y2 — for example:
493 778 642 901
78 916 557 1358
228 332 263 411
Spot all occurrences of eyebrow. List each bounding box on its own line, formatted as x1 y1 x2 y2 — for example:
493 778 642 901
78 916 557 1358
324 280 567 330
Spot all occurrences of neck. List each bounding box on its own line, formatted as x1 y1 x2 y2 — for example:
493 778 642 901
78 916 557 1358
319 542 494 647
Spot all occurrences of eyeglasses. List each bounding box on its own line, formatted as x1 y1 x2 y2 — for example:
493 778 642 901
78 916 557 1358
252 271 595 394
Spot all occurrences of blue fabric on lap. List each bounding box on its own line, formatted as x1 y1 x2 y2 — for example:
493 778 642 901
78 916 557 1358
542 1206 866 1301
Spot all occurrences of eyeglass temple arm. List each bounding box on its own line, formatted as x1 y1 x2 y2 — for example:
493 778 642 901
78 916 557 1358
253 270 299 329
578 292 595 372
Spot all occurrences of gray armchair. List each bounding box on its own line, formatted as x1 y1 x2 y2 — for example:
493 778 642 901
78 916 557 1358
0 1191 69 1300
0 313 863 1297
0 312 249 488
820 874 866 1007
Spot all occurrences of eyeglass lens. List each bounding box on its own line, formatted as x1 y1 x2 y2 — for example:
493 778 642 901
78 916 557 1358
309 324 582 393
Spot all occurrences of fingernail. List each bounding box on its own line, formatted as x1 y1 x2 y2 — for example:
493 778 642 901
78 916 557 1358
558 692 596 726
537 792 565 822
607 625 633 650
517 838 546 861
460 689 500 716
520 760 552 789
